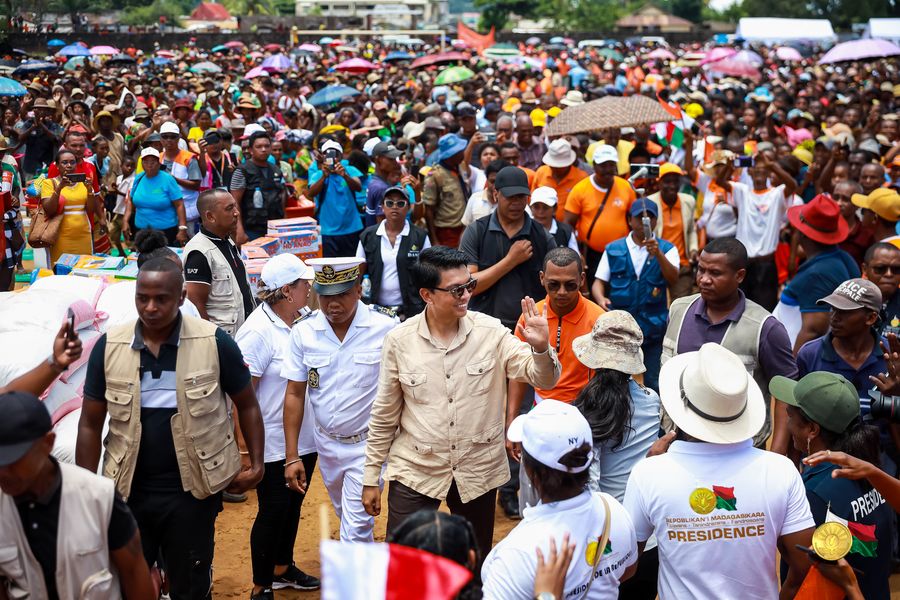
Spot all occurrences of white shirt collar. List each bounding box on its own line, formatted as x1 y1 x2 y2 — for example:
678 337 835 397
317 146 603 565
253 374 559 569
625 232 643 251
261 302 291 331
549 220 558 234
375 220 410 238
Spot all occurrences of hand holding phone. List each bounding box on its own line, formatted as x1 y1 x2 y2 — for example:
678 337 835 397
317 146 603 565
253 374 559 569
68 172 87 184
67 308 77 342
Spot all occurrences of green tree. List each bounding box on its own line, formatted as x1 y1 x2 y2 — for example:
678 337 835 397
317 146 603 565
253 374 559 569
670 0 702 23
120 0 183 27
535 0 623 32
221 0 277 16
47 0 110 31
472 0 535 31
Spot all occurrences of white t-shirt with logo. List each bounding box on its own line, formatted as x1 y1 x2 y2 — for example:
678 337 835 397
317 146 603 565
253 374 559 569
482 490 638 600
623 440 814 600
732 183 788 258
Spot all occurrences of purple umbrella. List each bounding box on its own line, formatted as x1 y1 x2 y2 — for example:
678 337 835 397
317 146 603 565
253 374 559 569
819 39 900 64
245 66 268 79
775 47 803 62
261 53 293 72
700 47 736 65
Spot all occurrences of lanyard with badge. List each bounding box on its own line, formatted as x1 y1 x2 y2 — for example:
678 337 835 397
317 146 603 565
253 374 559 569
577 494 612 600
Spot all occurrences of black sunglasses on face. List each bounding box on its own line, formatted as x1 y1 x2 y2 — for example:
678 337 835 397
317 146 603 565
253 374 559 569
432 278 477 299
871 264 900 276
546 280 580 292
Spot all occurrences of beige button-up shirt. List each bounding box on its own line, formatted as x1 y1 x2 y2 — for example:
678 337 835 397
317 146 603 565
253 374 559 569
363 310 561 503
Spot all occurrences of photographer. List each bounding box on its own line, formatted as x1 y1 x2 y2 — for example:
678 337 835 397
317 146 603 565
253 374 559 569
306 137 363 257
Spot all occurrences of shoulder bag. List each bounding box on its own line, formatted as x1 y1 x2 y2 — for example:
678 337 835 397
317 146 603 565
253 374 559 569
29 178 66 249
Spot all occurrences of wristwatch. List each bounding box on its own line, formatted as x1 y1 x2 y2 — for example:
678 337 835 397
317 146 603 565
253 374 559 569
46 354 67 373
534 593 556 600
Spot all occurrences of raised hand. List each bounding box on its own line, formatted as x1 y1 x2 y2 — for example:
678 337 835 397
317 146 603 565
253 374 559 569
516 296 549 352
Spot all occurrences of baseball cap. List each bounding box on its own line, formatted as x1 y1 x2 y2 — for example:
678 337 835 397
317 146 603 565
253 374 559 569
424 116 445 130
372 100 388 111
372 141 402 159
260 254 314 291
530 108 547 128
456 105 477 119
145 132 162 143
494 166 531 197
852 188 900 222
0 392 52 467
817 278 882 312
242 123 266 139
769 372 859 434
629 198 659 218
383 186 410 202
592 144 618 165
530 186 558 206
658 163 685 179
159 121 180 136
507 399 592 473
140 147 161 160
362 137 381 157
321 139 343 155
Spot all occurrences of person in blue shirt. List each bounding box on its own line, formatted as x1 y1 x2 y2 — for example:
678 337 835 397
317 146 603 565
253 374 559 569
124 147 187 247
306 138 363 258
782 194 860 353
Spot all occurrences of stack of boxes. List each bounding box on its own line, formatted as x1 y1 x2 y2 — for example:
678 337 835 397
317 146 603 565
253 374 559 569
240 217 322 296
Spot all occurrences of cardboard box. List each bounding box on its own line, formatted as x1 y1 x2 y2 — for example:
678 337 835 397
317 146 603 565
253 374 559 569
267 216 317 234
243 258 268 297
74 255 126 271
242 236 279 258
241 246 271 261
271 230 320 255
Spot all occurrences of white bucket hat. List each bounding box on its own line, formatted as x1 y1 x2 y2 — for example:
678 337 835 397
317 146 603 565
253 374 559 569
659 343 765 444
560 90 585 107
542 138 577 168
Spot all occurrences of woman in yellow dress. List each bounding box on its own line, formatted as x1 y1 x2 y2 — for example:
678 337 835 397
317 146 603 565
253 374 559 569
40 149 103 263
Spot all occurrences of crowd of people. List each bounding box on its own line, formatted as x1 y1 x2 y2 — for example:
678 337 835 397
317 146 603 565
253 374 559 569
0 33 899 600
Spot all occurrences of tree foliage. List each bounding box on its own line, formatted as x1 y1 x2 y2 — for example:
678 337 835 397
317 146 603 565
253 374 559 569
221 0 278 16
120 0 184 26
473 0 535 32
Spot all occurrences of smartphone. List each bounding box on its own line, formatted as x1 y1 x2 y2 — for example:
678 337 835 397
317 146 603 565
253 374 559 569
642 215 654 240
734 156 754 168
66 307 77 342
482 131 497 142
68 173 86 184
629 163 660 178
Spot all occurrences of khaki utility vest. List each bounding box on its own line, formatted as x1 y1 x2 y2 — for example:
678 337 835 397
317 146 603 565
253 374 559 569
183 233 247 336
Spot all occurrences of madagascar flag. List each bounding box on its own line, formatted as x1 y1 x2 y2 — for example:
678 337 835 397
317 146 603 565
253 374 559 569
826 510 878 558
603 541 612 555
712 486 737 511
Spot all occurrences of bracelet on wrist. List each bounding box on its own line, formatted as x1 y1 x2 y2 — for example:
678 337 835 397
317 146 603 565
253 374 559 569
238 450 249 455
284 458 302 467
178 225 188 230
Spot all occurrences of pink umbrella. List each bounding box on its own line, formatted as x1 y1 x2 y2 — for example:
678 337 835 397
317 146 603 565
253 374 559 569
819 39 900 64
700 47 736 65
297 43 321 53
646 47 676 60
156 50 177 59
90 45 119 56
775 47 802 62
733 49 763 65
224 41 245 49
707 58 761 80
334 58 379 73
245 66 267 78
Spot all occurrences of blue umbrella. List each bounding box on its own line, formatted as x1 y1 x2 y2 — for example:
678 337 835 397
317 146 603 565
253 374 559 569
150 56 172 66
12 60 58 75
383 51 414 62
211 44 229 53
261 53 293 72
63 56 88 71
549 36 565 44
308 84 360 107
47 39 66 48
58 43 90 57
0 77 27 97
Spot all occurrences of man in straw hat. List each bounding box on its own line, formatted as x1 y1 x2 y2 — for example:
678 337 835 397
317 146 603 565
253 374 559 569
623 343 815 599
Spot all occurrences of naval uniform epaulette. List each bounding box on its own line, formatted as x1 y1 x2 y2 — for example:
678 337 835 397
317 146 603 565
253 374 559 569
370 304 398 319
292 309 318 326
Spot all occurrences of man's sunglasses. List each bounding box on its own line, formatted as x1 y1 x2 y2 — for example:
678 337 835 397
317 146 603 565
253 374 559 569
432 278 477 299
160 133 179 139
546 280 580 292
384 200 407 208
871 264 900 276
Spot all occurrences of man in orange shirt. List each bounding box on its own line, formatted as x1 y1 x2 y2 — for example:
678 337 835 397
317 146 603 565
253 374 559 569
531 139 589 221
564 144 636 282
507 246 605 515
648 163 699 299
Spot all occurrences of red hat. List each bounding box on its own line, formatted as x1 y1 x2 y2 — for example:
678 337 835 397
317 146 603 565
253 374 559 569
173 98 193 110
787 194 849 245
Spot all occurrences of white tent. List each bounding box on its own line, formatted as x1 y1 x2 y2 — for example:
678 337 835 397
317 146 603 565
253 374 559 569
736 18 836 44
863 19 900 44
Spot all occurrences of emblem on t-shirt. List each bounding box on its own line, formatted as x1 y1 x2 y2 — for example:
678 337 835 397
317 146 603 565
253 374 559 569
584 539 612 565
308 367 319 389
825 510 878 557
689 486 736 514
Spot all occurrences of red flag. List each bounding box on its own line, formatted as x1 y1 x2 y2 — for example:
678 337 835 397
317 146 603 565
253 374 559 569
657 92 683 120
456 21 495 53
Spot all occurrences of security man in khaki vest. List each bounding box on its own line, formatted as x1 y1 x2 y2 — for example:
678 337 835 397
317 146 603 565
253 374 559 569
184 189 257 337
0 392 155 600
76 256 265 600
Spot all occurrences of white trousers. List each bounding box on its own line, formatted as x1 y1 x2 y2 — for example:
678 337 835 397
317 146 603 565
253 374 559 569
314 427 383 542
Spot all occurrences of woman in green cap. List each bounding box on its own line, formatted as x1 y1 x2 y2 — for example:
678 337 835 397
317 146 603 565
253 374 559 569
771 371 891 599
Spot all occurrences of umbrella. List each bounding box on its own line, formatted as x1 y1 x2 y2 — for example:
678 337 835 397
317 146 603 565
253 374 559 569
0 77 27 97
597 47 624 61
775 47 802 62
297 43 321 53
700 47 736 65
248 51 264 59
434 65 475 85
149 56 172 66
549 36 565 44
210 45 229 53
451 39 468 49
12 60 58 75
47 39 66 48
57 43 90 57
819 39 900 64
308 84 360 107
261 54 293 72
410 51 467 69
319 37 334 44
483 43 519 58
545 95 678 137
707 59 761 80
190 61 222 74
733 49 763 65
646 48 676 60
264 43 283 52
245 66 268 78
107 54 136 65
156 50 178 58
335 45 358 54
383 51 414 62
678 52 706 67
63 56 88 71
503 55 543 70
90 45 119 56
334 58 379 73
224 41 245 49
526 36 541 46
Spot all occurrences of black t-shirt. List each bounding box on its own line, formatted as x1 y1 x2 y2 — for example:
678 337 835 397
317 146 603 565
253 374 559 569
14 459 136 600
83 316 251 494
183 227 255 318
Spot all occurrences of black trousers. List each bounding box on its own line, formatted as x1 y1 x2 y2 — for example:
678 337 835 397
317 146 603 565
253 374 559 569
586 248 604 284
619 546 659 600
128 489 222 600
500 385 534 500
322 232 362 258
250 454 317 587
740 255 778 312
386 480 497 563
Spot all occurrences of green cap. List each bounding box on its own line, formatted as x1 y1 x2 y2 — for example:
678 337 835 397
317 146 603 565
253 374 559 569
769 372 860 434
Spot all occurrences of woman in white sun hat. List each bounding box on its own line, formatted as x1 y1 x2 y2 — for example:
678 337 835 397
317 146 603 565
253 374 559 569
622 343 815 600
234 254 321 598
482 399 638 599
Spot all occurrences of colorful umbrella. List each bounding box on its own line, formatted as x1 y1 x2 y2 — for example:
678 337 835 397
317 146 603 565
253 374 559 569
410 51 467 69
318 37 334 44
189 61 222 74
733 49 763 65
57 44 90 57
63 56 88 71
308 84 360 107
483 43 519 59
526 36 541 46
264 43 283 52
245 66 268 78
549 36 565 44
775 47 802 62
156 50 178 58
224 41 245 49
646 48 676 60
545 95 677 137
0 77 27 96
597 47 624 61
700 47 737 65
383 51 414 62
434 65 475 85
707 58 761 80
297 43 321 53
47 39 66 48
818 39 900 64
90 45 119 56
210 45 229 53
148 56 172 66
13 60 58 75
261 54 293 72
334 58 379 73
107 54 136 65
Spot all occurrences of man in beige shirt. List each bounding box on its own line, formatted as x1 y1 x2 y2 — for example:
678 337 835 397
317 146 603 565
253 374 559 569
361 246 561 557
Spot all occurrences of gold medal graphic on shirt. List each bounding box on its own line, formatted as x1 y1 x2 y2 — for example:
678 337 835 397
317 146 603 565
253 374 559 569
812 522 852 561
689 487 717 514
308 367 319 389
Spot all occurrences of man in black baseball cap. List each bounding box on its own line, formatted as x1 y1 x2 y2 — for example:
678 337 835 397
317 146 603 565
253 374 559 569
0 392 154 598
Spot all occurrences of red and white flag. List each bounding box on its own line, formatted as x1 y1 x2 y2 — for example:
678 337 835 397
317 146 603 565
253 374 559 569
321 540 473 600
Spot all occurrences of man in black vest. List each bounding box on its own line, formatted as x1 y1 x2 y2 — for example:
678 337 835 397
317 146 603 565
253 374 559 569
230 132 286 244
357 186 430 320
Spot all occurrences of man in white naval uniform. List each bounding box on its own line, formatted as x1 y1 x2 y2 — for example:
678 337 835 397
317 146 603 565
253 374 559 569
282 257 397 541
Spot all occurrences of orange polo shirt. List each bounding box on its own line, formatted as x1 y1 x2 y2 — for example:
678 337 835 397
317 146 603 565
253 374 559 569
531 164 590 221
660 197 689 267
565 175 636 253
515 294 605 402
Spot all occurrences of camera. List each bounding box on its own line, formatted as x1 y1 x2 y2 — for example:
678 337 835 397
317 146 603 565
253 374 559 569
869 389 900 422
629 163 659 178
734 156 754 168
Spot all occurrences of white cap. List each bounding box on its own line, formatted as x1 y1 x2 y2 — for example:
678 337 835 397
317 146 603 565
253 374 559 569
321 139 343 155
363 137 381 157
159 121 180 136
140 147 160 160
620 127 635 135
260 254 314 291
507 400 593 473
592 144 618 165
242 123 266 139
530 186 558 206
